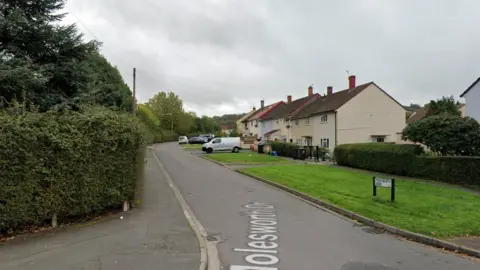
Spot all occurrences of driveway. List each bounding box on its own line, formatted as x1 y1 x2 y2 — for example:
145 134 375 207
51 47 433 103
156 142 479 270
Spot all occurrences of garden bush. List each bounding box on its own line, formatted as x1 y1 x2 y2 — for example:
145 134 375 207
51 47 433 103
0 107 147 235
269 142 299 158
334 143 480 187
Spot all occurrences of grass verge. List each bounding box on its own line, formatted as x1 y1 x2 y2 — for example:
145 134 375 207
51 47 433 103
240 164 480 238
180 144 203 150
207 152 289 163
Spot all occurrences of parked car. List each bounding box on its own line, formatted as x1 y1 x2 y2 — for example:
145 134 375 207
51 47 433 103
178 136 188 144
189 136 208 144
199 134 215 142
202 137 241 153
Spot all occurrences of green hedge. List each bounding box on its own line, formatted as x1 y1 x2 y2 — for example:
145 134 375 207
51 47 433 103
0 107 147 234
334 143 480 187
269 142 299 157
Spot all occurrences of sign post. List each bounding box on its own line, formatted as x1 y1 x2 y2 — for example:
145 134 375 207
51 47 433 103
373 176 395 202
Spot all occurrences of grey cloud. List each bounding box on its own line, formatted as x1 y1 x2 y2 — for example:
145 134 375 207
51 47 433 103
67 0 480 115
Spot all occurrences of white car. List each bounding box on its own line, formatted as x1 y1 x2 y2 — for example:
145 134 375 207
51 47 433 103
203 137 241 153
178 136 188 144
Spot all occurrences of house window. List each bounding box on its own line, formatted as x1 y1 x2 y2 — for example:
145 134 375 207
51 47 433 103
244 122 248 128
306 117 310 125
321 114 328 123
296 139 302 145
255 120 258 125
276 120 279 124
321 138 330 148
295 119 299 125
284 117 289 122
372 136 386 143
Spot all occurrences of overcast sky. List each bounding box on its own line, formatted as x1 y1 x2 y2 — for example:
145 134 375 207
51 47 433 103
64 0 480 116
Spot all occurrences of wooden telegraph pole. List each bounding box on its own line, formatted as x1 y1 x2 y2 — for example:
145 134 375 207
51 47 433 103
132 67 136 115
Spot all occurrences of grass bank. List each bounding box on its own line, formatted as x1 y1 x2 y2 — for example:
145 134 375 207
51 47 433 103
207 152 289 164
240 164 480 238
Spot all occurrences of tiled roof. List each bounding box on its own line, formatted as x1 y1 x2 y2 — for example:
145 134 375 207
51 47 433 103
243 102 284 122
262 95 318 120
291 82 374 120
407 103 466 123
407 108 428 123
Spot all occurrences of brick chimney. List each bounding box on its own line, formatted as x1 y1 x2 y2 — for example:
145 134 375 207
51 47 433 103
327 86 333 96
287 95 292 104
308 85 313 96
349 75 356 89
260 100 264 109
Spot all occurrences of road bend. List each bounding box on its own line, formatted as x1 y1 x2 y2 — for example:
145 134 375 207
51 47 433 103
154 143 479 270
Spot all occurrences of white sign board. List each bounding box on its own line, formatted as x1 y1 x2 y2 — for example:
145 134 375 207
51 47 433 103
374 178 392 188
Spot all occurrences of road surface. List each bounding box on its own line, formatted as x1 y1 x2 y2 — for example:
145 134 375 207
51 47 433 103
154 142 479 270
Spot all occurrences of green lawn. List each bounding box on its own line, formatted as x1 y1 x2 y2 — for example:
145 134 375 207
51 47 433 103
180 144 202 150
206 152 289 163
240 164 480 238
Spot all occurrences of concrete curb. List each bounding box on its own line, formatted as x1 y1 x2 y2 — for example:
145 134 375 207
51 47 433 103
150 149 220 270
197 154 480 259
199 155 292 166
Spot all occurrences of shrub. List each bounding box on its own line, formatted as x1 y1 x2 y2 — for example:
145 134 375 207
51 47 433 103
0 107 147 234
269 142 299 158
334 143 480 187
402 114 480 156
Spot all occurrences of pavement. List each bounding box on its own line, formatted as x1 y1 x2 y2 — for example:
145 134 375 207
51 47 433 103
0 150 200 270
156 142 480 270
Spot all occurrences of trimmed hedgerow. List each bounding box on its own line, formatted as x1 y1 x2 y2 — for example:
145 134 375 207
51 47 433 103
0 107 147 234
334 143 480 187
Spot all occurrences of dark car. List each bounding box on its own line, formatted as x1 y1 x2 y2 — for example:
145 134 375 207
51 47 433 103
199 134 215 142
188 136 208 144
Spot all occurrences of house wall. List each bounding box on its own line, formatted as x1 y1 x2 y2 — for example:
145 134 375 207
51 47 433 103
248 119 261 138
312 112 336 152
336 84 406 145
290 117 314 144
459 105 467 118
261 119 275 138
271 117 290 141
463 85 480 120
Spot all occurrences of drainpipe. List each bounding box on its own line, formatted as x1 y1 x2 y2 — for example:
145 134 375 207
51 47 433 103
334 112 338 148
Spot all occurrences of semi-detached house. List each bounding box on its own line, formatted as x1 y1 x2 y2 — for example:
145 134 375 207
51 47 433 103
288 76 406 152
241 100 284 138
259 86 320 142
460 77 480 121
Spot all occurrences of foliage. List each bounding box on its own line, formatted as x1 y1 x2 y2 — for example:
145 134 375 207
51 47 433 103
0 0 131 111
241 164 480 237
334 143 480 187
136 104 162 143
0 107 146 234
269 142 299 158
212 113 245 129
425 96 461 117
402 115 480 156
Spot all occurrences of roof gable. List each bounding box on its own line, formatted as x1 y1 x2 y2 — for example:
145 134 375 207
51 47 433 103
290 82 405 120
262 94 319 121
291 82 373 119
244 102 284 122
460 77 480 98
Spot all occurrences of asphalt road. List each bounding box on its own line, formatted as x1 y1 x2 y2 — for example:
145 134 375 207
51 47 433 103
154 143 479 270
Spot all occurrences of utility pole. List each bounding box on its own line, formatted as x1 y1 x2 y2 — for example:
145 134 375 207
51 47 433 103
132 67 136 115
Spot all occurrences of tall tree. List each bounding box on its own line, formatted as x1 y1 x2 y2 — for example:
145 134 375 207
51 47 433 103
425 96 461 117
146 91 184 131
0 0 133 111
